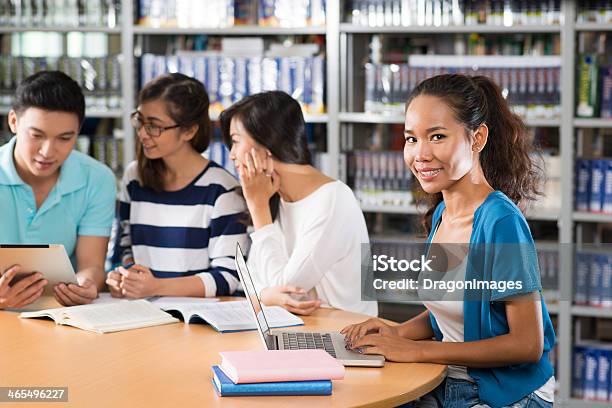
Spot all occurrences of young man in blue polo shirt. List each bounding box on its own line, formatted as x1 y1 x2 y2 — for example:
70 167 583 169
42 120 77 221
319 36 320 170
0 71 116 309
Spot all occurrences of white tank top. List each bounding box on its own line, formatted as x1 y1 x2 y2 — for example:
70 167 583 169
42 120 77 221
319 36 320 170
420 221 555 402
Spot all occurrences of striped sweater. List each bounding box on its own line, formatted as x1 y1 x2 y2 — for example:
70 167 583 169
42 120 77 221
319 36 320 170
117 160 249 297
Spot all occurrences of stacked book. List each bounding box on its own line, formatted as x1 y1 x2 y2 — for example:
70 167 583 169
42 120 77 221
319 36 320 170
211 349 345 396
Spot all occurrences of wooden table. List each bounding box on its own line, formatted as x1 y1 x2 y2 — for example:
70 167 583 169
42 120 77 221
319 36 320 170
0 297 446 408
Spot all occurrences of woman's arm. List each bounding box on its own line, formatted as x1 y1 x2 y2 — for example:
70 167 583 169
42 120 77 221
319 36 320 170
353 295 544 366
418 298 544 366
396 310 436 340
116 265 205 298
196 186 250 297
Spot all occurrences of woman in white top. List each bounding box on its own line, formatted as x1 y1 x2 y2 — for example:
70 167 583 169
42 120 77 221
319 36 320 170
220 91 377 316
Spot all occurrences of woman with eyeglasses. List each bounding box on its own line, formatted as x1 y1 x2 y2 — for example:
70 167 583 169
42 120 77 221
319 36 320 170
106 73 249 299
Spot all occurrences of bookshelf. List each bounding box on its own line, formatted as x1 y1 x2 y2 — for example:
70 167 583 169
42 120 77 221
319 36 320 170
1 1 612 406
339 23 563 34
574 118 612 128
132 26 327 36
339 111 562 127
0 27 122 33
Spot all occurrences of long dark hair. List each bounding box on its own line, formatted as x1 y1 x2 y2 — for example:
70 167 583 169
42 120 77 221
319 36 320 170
405 74 543 233
137 73 212 192
219 91 311 220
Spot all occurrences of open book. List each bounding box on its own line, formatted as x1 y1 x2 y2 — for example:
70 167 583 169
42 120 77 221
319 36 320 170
20 300 179 333
150 299 304 333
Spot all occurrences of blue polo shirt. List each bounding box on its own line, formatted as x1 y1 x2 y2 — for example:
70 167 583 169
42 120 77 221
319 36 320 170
0 136 116 260
426 191 556 407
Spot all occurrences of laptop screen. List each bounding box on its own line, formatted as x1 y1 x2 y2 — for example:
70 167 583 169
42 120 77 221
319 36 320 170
235 243 271 337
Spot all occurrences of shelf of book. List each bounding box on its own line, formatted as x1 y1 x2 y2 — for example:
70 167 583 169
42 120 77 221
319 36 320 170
209 112 328 123
573 118 612 128
0 26 122 33
572 212 612 223
339 23 562 34
339 112 561 128
568 398 612 407
0 107 123 119
360 203 420 215
360 203 559 221
525 208 561 222
133 26 327 36
572 306 612 319
574 23 612 32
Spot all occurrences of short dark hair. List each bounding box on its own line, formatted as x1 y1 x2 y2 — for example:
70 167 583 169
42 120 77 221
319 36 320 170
12 71 85 125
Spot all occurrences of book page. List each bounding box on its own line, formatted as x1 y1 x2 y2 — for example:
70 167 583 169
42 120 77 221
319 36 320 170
149 297 220 322
182 301 303 331
59 300 178 332
150 296 219 310
20 307 65 322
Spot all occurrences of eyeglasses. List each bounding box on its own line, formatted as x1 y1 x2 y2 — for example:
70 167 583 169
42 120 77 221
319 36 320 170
130 111 181 138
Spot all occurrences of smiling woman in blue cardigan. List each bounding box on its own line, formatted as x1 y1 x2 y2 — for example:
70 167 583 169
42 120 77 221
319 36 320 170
342 74 556 408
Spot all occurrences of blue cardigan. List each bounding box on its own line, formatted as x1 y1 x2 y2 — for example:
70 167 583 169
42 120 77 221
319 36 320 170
426 191 556 407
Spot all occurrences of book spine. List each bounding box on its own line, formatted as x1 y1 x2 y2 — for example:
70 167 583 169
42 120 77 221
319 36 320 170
585 348 599 400
602 256 612 308
597 347 612 401
573 346 585 399
604 159 612 214
576 54 599 118
217 379 332 396
574 252 590 305
590 159 605 212
601 66 612 119
589 253 603 307
576 159 592 212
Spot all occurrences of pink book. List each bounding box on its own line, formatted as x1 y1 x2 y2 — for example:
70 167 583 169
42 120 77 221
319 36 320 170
219 350 345 384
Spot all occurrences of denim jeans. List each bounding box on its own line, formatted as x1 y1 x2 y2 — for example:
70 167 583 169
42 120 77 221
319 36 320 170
411 377 553 408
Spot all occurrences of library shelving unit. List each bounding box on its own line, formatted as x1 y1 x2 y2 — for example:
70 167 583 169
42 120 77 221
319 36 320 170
0 7 132 178
125 1 338 176
1 1 612 407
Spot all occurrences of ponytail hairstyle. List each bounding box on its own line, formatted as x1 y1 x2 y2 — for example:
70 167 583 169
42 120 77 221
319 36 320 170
219 91 311 221
405 74 543 233
137 73 212 192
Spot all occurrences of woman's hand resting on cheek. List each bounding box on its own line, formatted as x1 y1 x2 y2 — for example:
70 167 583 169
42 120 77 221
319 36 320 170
238 148 280 229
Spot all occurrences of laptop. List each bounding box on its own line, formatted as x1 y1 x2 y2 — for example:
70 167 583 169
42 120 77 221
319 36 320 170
235 243 385 367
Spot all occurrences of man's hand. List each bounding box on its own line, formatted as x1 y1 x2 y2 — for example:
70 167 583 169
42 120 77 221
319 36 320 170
0 265 47 309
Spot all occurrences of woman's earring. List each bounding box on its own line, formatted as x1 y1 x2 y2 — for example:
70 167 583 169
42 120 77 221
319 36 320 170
472 145 480 152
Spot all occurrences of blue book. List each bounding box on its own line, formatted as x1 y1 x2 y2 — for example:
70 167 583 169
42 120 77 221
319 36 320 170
573 346 586 399
576 159 591 212
590 159 606 212
584 347 600 400
211 365 332 396
589 255 603 307
575 252 591 305
601 66 612 119
597 348 611 401
604 160 612 214
601 254 612 308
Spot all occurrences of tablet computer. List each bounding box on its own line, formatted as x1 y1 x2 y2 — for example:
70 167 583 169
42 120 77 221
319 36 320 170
0 245 78 294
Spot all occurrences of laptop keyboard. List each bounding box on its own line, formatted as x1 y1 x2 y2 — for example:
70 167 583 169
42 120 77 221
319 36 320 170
282 332 337 358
